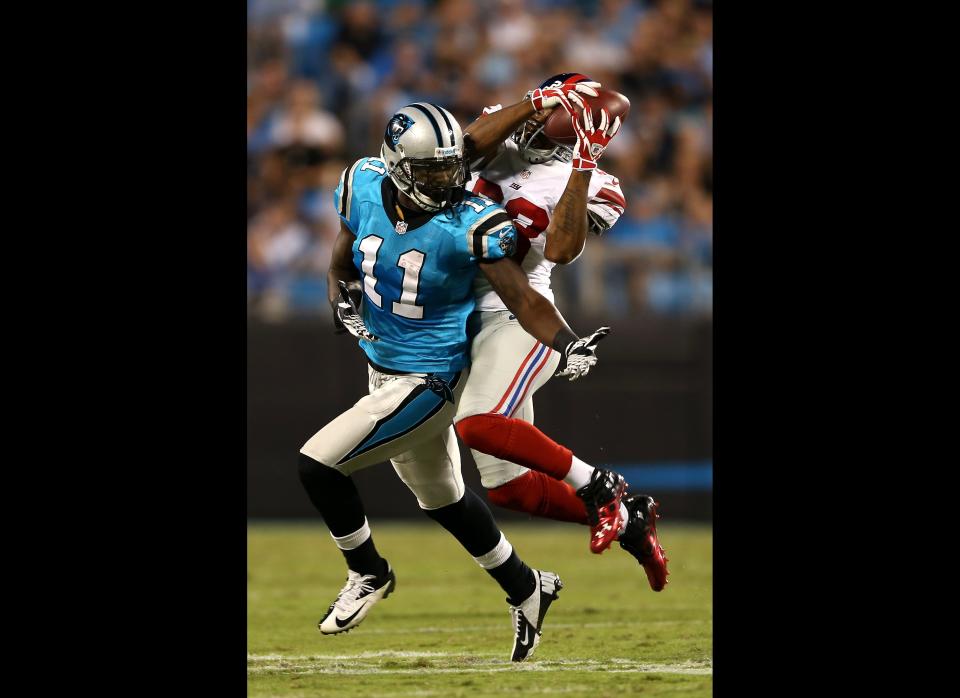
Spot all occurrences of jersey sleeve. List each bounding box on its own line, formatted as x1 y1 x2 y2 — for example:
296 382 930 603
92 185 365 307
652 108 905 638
586 171 627 234
462 202 517 263
333 157 385 234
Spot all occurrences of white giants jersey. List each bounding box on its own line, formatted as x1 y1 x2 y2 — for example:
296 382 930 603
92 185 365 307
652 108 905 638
466 137 626 312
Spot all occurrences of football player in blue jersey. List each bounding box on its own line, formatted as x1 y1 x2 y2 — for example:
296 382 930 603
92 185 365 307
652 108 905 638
297 103 608 661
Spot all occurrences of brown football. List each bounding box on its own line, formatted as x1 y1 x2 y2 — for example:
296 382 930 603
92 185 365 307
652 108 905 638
541 88 631 146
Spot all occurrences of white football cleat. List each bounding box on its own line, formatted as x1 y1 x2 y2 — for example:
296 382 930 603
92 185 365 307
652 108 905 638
318 565 396 635
508 569 563 662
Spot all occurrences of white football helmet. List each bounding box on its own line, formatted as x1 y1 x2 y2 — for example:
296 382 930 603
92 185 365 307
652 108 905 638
380 103 469 212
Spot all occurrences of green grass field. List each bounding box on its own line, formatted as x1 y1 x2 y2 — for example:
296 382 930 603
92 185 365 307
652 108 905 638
248 520 712 697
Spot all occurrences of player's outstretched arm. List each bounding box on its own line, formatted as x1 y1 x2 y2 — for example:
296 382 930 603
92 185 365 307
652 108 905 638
464 81 601 162
543 170 592 265
478 257 609 380
463 100 540 163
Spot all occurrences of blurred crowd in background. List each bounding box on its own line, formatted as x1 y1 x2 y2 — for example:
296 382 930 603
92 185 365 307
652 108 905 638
248 0 712 319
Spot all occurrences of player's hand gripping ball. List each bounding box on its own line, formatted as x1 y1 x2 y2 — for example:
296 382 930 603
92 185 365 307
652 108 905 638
542 88 630 170
529 81 601 114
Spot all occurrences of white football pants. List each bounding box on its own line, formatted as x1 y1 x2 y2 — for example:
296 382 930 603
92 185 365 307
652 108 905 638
454 310 562 488
300 365 467 510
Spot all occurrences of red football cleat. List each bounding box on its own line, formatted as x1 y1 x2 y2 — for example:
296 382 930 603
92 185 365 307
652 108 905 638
575 468 628 554
618 495 670 591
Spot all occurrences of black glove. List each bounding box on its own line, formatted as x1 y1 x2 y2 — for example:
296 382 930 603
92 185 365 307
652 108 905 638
554 326 610 381
332 280 379 342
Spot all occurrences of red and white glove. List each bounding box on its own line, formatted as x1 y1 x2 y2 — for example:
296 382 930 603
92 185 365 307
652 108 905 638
529 81 601 114
570 105 621 171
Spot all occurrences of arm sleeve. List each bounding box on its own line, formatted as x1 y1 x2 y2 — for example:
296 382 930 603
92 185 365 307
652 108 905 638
586 174 627 234
462 205 517 262
333 158 376 234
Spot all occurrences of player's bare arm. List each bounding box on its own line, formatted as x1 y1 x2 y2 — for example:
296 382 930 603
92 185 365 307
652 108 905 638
463 100 541 163
326 219 376 339
543 170 592 264
479 256 577 356
327 220 360 305
463 80 600 162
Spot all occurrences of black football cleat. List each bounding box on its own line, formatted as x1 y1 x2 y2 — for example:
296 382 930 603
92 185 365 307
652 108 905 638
618 495 669 591
576 468 628 553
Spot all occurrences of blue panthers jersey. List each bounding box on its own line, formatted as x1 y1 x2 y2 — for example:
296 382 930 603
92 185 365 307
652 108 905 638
334 156 517 373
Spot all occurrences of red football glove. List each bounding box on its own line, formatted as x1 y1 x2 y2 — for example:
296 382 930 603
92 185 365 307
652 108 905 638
529 81 601 114
570 105 622 171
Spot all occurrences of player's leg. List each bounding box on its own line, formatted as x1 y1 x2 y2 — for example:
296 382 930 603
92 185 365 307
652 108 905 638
390 427 562 662
474 399 589 523
476 370 669 591
298 368 464 633
454 310 628 553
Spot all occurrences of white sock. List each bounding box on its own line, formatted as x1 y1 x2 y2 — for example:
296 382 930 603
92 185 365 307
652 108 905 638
563 455 595 490
618 502 630 536
473 532 513 569
331 518 371 550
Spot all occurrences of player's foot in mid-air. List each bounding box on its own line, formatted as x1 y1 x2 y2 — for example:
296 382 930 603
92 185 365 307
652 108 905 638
618 495 669 591
508 569 563 662
318 564 396 634
576 468 628 554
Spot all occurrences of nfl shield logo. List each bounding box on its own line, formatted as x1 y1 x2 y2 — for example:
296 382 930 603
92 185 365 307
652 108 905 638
395 220 408 234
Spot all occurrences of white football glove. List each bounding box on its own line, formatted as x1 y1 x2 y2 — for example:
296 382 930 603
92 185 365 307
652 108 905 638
529 81 601 114
334 280 380 342
554 326 610 381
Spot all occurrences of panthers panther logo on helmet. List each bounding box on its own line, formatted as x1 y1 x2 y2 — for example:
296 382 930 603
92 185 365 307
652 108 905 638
385 114 415 150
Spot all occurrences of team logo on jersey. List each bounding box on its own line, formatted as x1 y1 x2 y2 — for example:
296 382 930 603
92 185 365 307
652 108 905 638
498 229 515 256
385 114 415 151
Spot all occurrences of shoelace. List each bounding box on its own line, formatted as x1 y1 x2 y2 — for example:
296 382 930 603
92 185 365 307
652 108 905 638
333 573 377 612
510 607 526 639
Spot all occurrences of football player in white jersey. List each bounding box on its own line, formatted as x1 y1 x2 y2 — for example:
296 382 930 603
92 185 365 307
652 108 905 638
455 73 669 592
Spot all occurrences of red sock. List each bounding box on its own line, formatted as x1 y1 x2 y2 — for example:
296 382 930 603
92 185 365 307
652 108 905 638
487 470 588 524
455 413 573 480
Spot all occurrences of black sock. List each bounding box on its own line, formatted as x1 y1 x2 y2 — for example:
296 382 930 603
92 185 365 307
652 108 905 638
488 551 536 605
298 453 387 576
423 488 535 601
341 538 388 578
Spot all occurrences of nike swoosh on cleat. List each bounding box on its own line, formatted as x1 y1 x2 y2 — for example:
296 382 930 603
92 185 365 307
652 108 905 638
519 625 530 647
334 606 365 628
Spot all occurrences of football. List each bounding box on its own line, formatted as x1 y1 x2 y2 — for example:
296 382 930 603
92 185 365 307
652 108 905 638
542 88 631 145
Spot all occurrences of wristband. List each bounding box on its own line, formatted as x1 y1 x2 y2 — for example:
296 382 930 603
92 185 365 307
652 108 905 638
551 328 578 355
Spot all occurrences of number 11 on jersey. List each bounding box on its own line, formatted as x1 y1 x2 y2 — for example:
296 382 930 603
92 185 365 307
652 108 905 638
358 235 426 319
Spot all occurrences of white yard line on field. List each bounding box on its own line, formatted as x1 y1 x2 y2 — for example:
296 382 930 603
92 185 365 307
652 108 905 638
247 653 712 677
249 651 471 661
254 619 707 636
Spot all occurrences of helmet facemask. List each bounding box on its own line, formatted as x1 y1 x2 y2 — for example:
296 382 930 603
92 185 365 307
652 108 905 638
384 150 469 212
512 113 573 165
